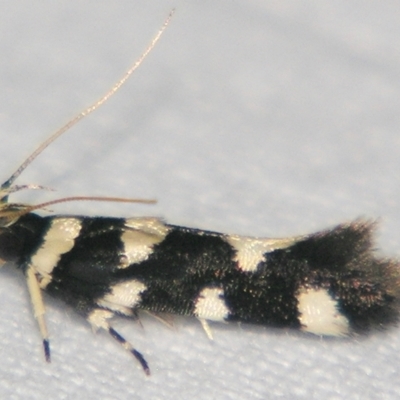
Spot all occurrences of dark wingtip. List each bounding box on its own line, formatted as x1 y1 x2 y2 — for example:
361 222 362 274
290 219 400 333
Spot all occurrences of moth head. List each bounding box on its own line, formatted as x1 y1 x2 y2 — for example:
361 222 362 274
0 182 35 227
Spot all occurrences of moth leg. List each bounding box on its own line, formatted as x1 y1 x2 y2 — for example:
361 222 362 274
108 327 150 375
142 311 175 329
26 266 50 362
88 309 150 375
198 318 214 341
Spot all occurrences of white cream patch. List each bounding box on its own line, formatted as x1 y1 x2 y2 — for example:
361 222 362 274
297 287 350 337
194 287 230 322
119 218 170 267
97 280 147 315
87 309 114 331
30 218 82 286
226 235 299 272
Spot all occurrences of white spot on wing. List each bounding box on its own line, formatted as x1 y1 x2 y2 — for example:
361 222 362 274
194 287 230 321
225 235 299 272
97 280 147 315
30 218 82 286
119 218 170 267
297 287 350 336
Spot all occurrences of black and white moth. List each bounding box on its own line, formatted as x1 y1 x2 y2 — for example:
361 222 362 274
1 11 400 375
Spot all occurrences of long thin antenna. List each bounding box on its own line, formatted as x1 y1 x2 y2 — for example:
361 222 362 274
2 9 175 191
0 196 157 226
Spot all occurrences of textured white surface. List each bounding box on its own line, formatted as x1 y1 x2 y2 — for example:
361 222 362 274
1 1 400 399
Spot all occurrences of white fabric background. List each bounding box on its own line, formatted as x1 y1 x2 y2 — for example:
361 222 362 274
0 1 399 399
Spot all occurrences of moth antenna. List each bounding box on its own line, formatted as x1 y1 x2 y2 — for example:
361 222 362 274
1 9 175 193
28 196 157 211
0 196 157 226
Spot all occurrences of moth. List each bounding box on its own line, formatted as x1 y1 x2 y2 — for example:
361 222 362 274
1 11 399 375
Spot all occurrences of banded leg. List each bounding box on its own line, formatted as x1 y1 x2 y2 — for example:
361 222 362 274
108 327 150 375
88 309 150 375
26 266 51 362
